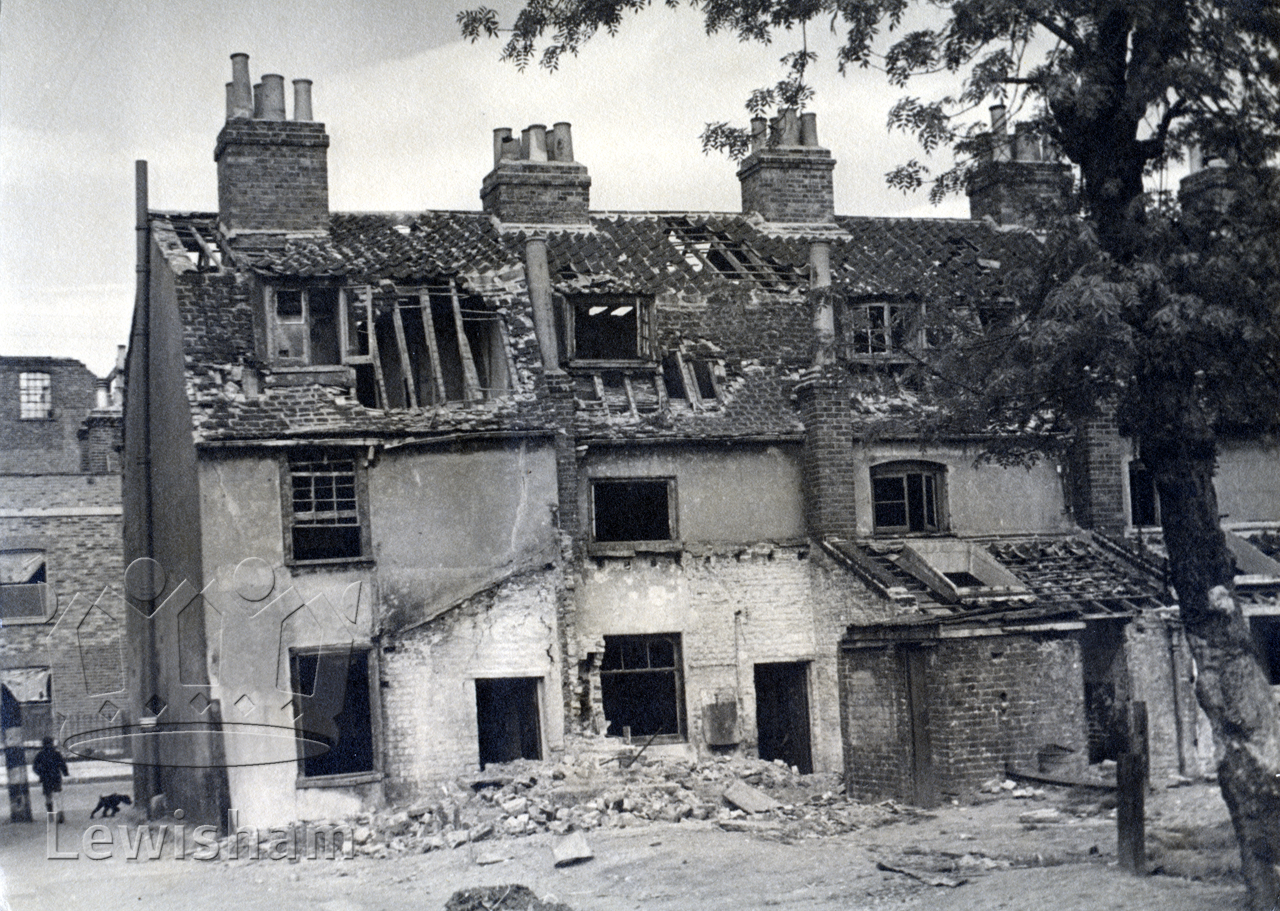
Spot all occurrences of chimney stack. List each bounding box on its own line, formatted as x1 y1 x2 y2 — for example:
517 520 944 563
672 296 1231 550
966 111 1071 228
481 120 591 224
736 109 836 223
215 54 330 233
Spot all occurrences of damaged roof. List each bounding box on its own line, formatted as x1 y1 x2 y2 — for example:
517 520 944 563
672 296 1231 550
152 208 1038 446
829 533 1172 629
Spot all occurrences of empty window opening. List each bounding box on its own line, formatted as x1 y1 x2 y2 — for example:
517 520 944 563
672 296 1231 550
291 649 375 778
18 372 52 420
754 662 813 774
871 462 944 534
570 296 649 361
1129 461 1160 527
289 452 363 562
270 282 508 408
690 360 717 400
662 355 687 399
1250 617 1280 685
1 668 52 745
0 550 49 621
600 635 685 740
475 678 542 769
592 479 673 543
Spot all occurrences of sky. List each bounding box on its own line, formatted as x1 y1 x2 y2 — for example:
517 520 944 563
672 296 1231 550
1 0 989 376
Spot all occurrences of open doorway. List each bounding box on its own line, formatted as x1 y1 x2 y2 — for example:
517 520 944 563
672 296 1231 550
476 677 542 769
754 662 813 774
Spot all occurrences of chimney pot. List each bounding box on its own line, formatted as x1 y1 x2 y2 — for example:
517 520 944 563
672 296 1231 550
292 79 313 121
750 117 768 154
778 108 801 146
228 53 252 120
522 124 548 161
800 112 819 147
550 122 574 162
1014 122 1041 162
493 128 513 167
260 74 286 120
989 105 1010 161
253 83 265 118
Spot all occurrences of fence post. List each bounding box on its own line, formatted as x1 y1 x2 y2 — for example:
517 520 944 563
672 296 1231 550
1117 700 1148 874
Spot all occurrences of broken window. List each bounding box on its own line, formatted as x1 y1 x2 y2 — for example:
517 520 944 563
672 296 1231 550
268 281 510 408
600 634 685 740
1128 461 1160 527
18 372 52 420
0 550 50 622
592 479 674 543
660 353 718 403
1250 617 1280 686
843 300 925 360
662 218 799 288
475 677 542 769
871 461 945 535
290 648 377 779
565 295 653 363
285 451 367 563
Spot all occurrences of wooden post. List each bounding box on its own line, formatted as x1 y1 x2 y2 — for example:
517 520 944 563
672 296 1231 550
1118 700 1148 874
1117 753 1145 873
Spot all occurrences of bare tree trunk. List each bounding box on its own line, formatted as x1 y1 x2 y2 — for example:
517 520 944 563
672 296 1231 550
1151 434 1280 911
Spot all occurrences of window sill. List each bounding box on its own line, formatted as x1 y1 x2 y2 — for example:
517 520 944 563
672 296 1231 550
588 541 682 558
295 770 383 790
286 557 376 572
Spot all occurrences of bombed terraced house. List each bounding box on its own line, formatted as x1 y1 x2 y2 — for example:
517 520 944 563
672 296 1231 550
119 55 1280 827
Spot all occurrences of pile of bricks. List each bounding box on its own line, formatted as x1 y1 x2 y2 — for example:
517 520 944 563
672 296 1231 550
338 753 903 857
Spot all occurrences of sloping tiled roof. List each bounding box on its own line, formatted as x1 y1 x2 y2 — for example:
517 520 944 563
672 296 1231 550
829 533 1170 628
157 207 1039 445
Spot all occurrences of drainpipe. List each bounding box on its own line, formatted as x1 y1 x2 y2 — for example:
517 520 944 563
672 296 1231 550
809 241 834 365
132 160 161 802
524 238 562 372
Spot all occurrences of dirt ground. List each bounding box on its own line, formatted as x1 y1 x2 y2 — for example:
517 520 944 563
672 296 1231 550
0 773 1248 911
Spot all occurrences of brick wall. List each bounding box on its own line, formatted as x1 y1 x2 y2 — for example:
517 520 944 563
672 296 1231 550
796 369 858 539
1070 413 1127 533
841 630 1089 801
0 359 99 473
480 161 591 224
572 545 888 773
737 149 836 223
0 473 125 733
379 568 562 802
215 120 330 232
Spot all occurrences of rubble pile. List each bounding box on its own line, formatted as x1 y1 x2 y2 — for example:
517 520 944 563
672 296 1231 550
321 752 914 857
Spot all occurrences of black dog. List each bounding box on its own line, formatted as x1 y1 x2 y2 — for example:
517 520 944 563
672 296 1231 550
89 793 133 818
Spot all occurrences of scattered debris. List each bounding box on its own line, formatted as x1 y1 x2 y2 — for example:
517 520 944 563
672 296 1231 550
723 779 782 814
875 860 967 888
445 885 574 911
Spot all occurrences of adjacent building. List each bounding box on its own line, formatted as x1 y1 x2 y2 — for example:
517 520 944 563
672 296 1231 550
122 56 1280 826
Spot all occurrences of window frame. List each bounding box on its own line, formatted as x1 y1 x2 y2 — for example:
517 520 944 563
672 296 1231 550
589 477 679 552
18 372 53 421
0 549 52 624
564 295 654 366
599 633 687 744
842 299 926 365
289 645 383 787
280 450 373 567
870 461 947 536
267 283 512 409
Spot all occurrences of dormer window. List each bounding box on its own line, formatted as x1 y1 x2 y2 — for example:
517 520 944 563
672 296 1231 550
871 461 946 535
566 295 653 364
842 299 927 364
267 282 510 409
